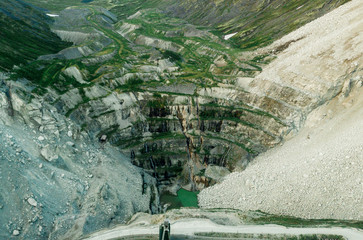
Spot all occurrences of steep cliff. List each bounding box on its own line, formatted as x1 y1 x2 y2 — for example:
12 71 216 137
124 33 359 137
7 0 355 194
10 7 289 192
0 0 360 238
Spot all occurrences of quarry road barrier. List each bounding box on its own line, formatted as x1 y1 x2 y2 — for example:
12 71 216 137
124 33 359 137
84 218 363 240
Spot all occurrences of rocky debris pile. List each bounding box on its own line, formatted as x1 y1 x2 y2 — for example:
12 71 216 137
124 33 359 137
199 74 363 220
199 0 363 220
0 80 159 239
204 165 230 183
199 92 363 219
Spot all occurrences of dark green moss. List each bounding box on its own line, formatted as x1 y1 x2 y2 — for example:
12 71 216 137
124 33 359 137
162 50 183 62
0 1 71 71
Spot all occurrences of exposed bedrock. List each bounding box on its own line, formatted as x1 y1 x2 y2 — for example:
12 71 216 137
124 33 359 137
0 80 159 239
6 2 361 197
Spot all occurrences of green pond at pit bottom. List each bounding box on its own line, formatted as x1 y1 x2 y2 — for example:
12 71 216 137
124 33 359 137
160 188 199 209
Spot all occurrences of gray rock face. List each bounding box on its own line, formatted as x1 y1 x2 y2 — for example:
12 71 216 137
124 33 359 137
3 4 359 238
0 80 159 240
27 198 38 207
39 8 114 61
63 66 87 84
12 230 20 236
135 35 184 53
205 165 230 183
53 30 96 45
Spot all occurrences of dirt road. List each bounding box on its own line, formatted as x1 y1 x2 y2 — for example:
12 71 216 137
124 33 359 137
84 219 363 240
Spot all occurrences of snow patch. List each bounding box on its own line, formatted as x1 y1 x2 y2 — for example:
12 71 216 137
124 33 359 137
128 11 142 20
224 32 237 40
46 14 59 17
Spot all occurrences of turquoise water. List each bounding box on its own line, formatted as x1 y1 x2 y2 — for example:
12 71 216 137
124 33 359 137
177 188 199 207
160 188 199 209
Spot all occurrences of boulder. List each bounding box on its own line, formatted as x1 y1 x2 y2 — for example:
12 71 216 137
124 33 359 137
205 165 230 182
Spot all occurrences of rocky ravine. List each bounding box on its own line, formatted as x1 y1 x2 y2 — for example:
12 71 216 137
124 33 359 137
0 77 159 239
1 2 361 239
14 3 359 195
199 0 363 220
11 6 289 192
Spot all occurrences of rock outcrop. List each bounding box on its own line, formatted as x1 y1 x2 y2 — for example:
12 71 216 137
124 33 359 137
2 3 361 239
8 2 358 195
0 79 159 239
0 0 361 238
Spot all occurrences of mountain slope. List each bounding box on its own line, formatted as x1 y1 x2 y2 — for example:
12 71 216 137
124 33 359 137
23 0 161 18
22 0 350 50
0 0 361 238
165 0 350 49
199 0 363 220
7 0 358 195
0 0 70 71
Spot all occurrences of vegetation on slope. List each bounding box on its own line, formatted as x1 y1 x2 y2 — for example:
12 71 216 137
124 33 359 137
21 0 350 50
0 0 70 71
165 0 350 49
5 0 353 194
24 0 162 18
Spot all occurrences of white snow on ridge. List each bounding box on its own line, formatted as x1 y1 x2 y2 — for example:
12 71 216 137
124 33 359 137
224 32 237 40
46 14 59 17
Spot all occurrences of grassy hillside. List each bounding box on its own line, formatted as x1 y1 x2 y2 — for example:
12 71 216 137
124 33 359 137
0 0 70 71
165 0 350 49
22 0 350 50
24 0 161 19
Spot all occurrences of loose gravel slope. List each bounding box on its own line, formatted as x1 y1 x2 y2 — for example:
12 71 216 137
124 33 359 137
199 84 363 220
199 0 363 220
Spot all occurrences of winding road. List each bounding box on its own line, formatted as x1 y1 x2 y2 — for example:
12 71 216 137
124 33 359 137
84 219 363 240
